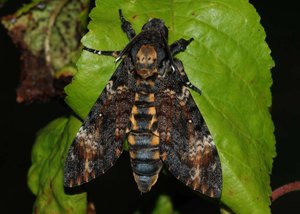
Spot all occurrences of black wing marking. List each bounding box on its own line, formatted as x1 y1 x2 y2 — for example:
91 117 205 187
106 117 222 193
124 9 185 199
155 59 222 198
64 61 135 187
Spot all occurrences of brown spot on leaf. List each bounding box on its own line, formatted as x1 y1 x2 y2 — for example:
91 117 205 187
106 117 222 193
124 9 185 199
132 15 137 20
228 190 235 197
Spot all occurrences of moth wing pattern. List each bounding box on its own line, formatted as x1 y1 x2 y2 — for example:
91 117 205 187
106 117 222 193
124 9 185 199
156 59 222 198
64 61 135 187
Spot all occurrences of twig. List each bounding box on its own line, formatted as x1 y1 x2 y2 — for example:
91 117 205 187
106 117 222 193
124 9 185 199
272 181 300 202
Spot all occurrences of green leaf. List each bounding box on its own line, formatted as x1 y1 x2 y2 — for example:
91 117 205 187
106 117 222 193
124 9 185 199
65 0 275 213
28 116 87 213
152 195 178 214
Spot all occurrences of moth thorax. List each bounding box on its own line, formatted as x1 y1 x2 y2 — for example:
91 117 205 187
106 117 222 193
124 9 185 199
135 44 158 79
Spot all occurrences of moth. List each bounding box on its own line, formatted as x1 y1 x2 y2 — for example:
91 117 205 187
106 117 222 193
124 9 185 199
64 10 222 199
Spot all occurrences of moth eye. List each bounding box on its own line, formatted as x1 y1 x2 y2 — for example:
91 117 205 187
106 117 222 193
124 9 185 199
99 113 103 117
188 119 192 123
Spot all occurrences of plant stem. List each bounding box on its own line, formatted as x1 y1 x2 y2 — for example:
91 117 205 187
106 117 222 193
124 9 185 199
272 181 300 202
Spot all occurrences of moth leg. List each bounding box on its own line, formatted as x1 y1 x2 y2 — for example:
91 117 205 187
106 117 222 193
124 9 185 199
119 9 136 40
170 38 194 56
174 59 202 95
83 47 120 58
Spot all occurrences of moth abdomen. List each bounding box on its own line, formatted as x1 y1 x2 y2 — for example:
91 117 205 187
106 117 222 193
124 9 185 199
128 134 163 192
128 90 163 192
130 149 161 175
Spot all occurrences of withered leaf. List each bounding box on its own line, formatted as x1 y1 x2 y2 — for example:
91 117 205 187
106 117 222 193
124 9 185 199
2 0 89 102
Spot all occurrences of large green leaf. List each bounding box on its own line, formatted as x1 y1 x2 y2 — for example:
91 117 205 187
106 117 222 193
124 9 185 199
65 0 275 213
28 116 87 213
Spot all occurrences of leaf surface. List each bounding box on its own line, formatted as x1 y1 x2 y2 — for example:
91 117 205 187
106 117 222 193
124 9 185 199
152 195 177 214
28 116 87 213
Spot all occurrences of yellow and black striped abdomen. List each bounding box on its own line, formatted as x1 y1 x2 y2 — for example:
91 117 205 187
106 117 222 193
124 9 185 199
128 92 163 193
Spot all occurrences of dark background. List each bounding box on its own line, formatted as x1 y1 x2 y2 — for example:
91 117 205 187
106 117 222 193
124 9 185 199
0 1 299 213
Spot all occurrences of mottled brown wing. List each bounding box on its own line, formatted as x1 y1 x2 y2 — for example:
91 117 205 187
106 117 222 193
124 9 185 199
155 61 222 199
64 62 135 187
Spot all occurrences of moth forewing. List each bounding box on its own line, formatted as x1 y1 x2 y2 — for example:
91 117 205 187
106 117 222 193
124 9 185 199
64 59 135 187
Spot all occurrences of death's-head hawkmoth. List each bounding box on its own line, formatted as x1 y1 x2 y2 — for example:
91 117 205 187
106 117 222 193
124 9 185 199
64 10 222 199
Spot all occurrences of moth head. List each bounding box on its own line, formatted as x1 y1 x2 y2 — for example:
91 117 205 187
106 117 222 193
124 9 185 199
142 18 168 40
136 44 157 64
134 44 158 79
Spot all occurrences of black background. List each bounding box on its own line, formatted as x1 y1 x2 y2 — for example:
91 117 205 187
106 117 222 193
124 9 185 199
0 1 299 213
